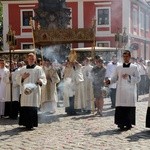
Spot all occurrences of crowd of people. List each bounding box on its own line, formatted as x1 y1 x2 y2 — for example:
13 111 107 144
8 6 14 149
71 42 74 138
0 51 150 131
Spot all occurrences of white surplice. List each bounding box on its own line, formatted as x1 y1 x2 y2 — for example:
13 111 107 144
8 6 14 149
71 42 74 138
41 66 60 113
63 66 75 107
105 62 118 89
111 63 141 107
4 69 20 102
0 67 9 115
73 65 85 109
82 64 94 110
16 65 47 107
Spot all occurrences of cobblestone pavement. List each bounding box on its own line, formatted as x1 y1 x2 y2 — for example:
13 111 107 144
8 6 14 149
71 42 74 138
0 95 150 150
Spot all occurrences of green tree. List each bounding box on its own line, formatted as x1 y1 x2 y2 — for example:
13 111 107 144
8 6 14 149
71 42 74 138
0 3 2 23
0 3 2 50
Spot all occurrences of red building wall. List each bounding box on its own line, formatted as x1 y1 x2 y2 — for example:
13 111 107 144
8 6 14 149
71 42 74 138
9 4 21 35
67 2 78 28
84 2 95 28
111 0 122 34
2 0 150 59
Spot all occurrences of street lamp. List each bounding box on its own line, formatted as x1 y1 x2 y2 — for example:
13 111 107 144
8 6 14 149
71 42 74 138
115 27 128 49
115 27 128 62
6 26 17 118
6 26 17 48
122 27 128 49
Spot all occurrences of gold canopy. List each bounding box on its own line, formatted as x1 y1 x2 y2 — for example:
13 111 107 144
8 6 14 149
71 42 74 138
33 27 95 47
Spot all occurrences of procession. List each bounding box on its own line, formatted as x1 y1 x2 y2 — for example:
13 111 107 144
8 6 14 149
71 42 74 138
1 0 150 149
0 50 150 131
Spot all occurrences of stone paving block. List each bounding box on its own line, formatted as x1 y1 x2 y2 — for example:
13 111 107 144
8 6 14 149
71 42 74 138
0 95 150 149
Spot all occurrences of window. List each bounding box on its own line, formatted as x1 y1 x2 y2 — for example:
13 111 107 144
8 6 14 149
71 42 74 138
146 44 149 60
146 15 149 31
67 8 72 28
97 42 109 47
97 8 109 26
132 9 138 27
140 11 144 29
22 43 33 49
22 10 33 27
140 42 144 59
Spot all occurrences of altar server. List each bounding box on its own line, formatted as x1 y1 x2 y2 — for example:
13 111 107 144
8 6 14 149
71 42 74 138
106 50 140 130
16 53 47 129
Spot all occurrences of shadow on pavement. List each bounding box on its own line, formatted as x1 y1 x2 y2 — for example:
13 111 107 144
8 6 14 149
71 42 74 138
71 109 115 120
126 130 150 142
0 127 34 141
0 113 67 125
0 118 18 125
103 109 115 117
86 129 122 137
71 114 96 120
0 114 68 141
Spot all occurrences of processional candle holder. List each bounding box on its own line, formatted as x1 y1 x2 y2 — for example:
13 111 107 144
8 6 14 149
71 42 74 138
115 27 128 62
6 26 17 118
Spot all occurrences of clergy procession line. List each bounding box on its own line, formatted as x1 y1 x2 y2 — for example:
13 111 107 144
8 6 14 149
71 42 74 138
0 51 150 131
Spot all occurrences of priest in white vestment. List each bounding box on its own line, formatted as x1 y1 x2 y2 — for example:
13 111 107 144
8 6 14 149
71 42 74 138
106 50 140 130
3 62 20 119
73 61 85 111
82 57 94 114
63 61 76 115
40 60 60 114
0 59 9 117
16 53 47 129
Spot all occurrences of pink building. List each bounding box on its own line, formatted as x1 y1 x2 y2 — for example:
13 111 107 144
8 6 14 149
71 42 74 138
1 0 150 59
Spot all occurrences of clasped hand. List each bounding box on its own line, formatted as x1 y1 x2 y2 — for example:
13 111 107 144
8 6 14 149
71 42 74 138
22 72 30 80
104 79 110 86
122 74 129 79
36 79 42 86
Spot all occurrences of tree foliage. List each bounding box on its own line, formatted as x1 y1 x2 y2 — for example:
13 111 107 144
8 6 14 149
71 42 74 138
0 3 2 23
0 3 2 50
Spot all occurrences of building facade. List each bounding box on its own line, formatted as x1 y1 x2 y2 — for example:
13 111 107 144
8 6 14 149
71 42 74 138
1 0 150 60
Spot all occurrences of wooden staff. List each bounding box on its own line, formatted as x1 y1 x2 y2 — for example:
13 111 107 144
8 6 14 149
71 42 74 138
30 18 44 65
91 18 96 59
40 46 44 64
91 18 96 114
30 17 36 54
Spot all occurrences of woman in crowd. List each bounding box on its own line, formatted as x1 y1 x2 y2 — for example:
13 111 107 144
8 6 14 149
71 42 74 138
91 57 106 116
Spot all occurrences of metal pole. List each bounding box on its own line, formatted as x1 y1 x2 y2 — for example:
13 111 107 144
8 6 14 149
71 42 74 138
9 46 13 118
6 26 15 119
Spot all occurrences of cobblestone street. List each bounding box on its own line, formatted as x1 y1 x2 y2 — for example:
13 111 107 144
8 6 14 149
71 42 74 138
0 95 150 150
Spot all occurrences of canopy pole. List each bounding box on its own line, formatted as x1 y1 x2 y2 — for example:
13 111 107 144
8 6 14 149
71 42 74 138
91 18 96 59
91 18 96 114
30 17 36 54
